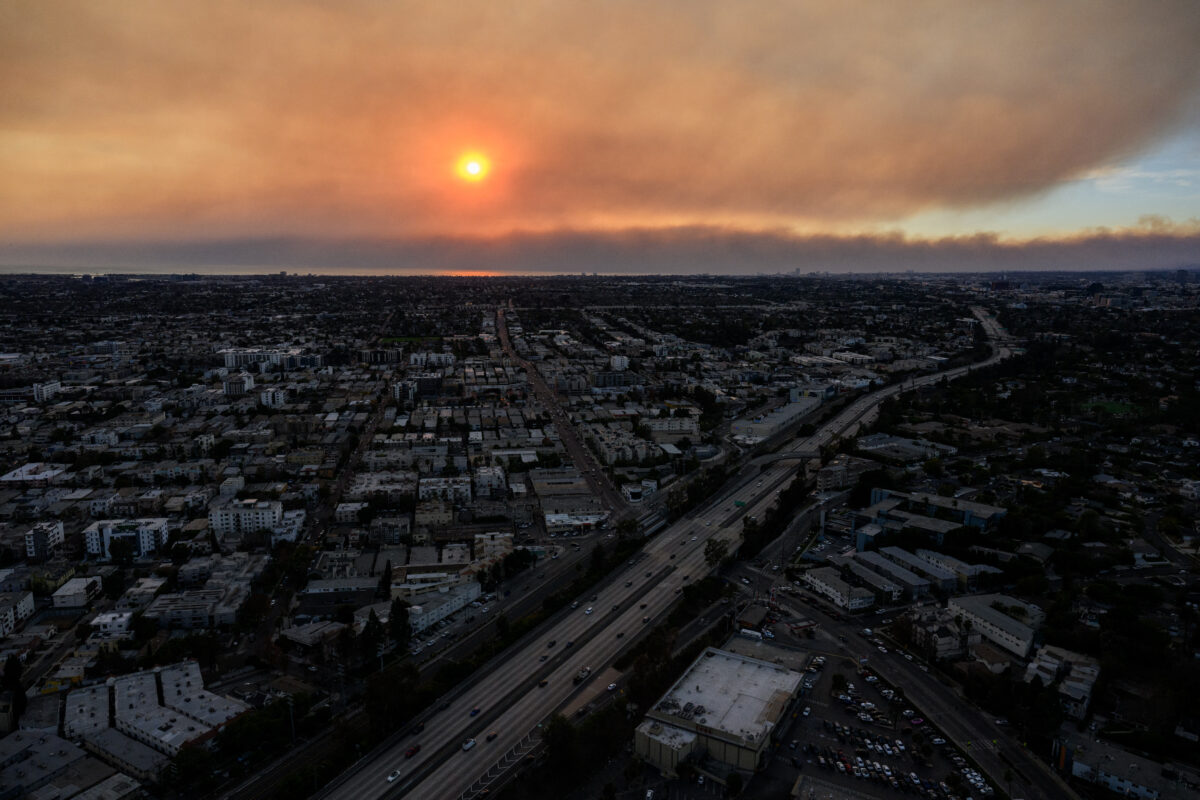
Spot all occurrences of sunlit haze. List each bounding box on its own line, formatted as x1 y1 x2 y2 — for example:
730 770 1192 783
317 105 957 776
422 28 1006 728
1 0 1199 273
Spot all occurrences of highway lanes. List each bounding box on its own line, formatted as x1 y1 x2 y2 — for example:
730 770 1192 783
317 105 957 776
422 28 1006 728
320 308 1014 800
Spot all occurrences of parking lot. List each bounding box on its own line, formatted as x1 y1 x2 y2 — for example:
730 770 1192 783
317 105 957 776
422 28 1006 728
782 646 997 799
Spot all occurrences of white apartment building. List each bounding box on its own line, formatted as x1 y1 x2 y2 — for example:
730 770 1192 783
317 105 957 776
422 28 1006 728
418 476 473 504
209 499 283 541
948 594 1041 658
645 416 700 443
222 373 255 397
804 567 875 610
0 591 35 636
409 583 481 634
409 351 456 367
473 465 507 498
33 381 62 403
259 388 287 408
25 520 65 560
84 518 169 561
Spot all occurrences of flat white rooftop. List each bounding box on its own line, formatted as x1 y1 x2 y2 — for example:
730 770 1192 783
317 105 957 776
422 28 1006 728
651 648 802 745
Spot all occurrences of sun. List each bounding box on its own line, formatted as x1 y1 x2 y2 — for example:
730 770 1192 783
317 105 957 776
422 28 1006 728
456 152 490 182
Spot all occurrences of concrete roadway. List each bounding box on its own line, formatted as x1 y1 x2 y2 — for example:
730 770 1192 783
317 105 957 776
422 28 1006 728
319 308 1014 800
495 307 630 518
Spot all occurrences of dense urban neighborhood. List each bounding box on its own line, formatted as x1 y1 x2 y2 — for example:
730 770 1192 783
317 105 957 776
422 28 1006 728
0 271 1198 800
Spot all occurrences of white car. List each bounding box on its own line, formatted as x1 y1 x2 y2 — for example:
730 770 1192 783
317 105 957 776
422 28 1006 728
585 607 593 615
607 683 618 691
387 769 401 782
462 738 476 751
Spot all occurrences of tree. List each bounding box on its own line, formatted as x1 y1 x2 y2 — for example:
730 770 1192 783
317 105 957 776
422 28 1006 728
101 569 126 601
389 597 411 650
107 537 137 567
704 538 729 569
2 654 26 721
378 560 393 599
359 610 385 667
616 518 640 540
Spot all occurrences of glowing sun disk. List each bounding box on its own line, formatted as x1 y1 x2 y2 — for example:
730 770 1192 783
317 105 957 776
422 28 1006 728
456 153 490 182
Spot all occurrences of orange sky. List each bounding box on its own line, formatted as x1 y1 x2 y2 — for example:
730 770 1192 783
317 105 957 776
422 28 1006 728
2 1 1199 271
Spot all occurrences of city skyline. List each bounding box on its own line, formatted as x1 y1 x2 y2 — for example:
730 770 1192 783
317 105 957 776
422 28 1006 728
3 1 1200 274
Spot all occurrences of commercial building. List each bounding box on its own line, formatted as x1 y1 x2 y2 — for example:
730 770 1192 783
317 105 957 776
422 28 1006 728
1053 733 1200 800
947 594 1041 658
83 518 169 561
730 397 820 440
803 567 875 611
635 648 805 779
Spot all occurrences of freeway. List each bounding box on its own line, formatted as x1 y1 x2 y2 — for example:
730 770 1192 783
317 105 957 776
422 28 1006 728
319 307 1014 800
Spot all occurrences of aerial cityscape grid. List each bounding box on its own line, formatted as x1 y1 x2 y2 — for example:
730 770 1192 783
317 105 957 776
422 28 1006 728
2 3 1200 800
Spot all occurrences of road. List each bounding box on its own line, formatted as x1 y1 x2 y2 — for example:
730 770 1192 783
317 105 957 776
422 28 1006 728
495 307 631 519
317 307 1015 800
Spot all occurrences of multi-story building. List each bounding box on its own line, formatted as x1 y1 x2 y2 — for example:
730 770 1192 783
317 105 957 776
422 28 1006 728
947 594 1041 658
645 415 699 443
259 388 287 408
473 465 506 498
83 518 169 561
208 498 283 541
418 476 472 504
0 591 35 636
32 381 62 403
804 566 875 610
635 648 805 777
222 372 255 397
52 576 101 608
24 520 65 561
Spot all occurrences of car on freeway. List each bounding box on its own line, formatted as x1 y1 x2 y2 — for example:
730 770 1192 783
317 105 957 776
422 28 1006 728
406 745 421 758
911 717 924 726
538 678 549 687
585 607 593 615
462 738 476 751
486 731 498 742
470 707 481 716
388 769 401 782
607 683 618 691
